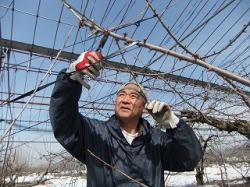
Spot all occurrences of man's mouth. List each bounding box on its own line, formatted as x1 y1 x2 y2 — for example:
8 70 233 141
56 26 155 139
120 106 131 110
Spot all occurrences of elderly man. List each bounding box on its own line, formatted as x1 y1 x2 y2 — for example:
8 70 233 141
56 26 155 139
49 51 203 187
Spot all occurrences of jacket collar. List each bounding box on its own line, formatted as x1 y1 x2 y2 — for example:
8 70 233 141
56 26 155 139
106 114 151 145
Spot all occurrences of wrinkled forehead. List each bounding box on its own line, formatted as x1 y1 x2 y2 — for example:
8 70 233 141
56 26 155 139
118 87 141 96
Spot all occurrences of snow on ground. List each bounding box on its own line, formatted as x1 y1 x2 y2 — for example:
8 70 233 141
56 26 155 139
165 163 249 186
10 163 249 187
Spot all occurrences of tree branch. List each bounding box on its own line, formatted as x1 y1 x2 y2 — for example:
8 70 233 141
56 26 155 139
87 149 148 187
181 110 250 139
63 0 250 87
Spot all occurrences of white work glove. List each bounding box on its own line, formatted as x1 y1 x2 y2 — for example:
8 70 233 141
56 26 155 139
66 51 103 89
145 100 179 129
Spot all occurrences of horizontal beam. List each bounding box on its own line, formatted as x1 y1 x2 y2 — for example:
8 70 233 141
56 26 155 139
1 38 249 95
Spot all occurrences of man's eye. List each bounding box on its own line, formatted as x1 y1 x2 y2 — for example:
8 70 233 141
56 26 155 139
131 94 139 99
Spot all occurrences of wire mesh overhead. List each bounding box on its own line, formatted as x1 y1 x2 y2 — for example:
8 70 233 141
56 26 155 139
0 0 249 154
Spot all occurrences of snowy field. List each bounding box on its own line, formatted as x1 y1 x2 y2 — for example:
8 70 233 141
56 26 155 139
8 163 249 187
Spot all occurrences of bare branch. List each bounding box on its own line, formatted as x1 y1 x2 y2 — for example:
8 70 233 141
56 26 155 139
87 149 148 187
147 1 196 56
224 77 250 108
63 2 250 87
202 21 250 59
181 110 250 139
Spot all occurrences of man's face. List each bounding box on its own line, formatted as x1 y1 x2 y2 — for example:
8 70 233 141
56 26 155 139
115 88 146 122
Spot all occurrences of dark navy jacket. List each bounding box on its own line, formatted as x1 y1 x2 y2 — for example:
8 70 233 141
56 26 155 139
49 70 203 187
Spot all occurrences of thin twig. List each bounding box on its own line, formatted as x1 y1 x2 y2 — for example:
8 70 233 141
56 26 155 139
147 1 195 57
202 21 250 59
87 149 148 187
63 0 250 87
0 26 74 144
224 77 250 108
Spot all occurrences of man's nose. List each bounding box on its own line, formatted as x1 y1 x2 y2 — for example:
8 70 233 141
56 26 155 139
121 94 130 103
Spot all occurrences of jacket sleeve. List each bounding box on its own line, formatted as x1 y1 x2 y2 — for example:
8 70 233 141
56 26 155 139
162 119 203 172
49 69 87 163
